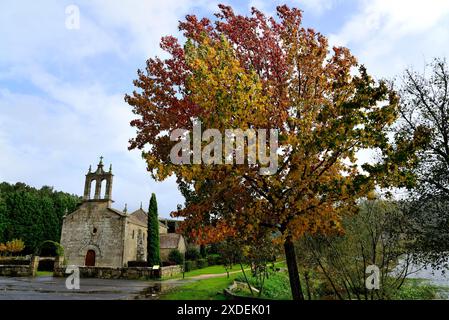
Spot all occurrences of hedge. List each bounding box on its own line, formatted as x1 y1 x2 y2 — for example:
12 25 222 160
197 258 208 269
0 258 30 266
185 247 201 261
184 260 197 272
127 261 149 268
207 254 222 266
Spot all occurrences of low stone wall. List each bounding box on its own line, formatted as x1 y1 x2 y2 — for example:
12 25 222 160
0 265 32 277
1 257 182 279
53 265 182 279
0 256 39 277
160 265 182 277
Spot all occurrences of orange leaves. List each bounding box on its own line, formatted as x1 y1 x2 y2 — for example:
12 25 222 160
186 221 237 246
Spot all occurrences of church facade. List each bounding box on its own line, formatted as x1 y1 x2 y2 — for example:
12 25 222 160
60 158 183 268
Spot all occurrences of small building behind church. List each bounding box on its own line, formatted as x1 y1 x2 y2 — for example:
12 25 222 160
160 233 186 262
60 158 185 268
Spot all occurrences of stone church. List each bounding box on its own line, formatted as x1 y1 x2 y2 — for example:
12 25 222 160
60 157 185 267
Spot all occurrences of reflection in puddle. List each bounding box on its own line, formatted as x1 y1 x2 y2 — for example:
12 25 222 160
135 282 180 300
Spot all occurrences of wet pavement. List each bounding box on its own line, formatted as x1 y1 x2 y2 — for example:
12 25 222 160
0 276 178 300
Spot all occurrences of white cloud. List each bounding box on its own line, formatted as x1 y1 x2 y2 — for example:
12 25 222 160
329 0 449 78
0 1 124 66
247 0 337 16
82 0 222 57
294 0 338 14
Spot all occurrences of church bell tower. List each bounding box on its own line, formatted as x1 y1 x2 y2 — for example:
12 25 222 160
83 156 114 206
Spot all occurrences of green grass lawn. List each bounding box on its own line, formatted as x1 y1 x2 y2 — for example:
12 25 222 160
36 271 53 277
162 264 246 280
273 260 286 268
160 273 241 300
160 261 287 300
235 271 292 300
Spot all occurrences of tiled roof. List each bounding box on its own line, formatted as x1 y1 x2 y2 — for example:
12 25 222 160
107 207 127 217
129 208 168 229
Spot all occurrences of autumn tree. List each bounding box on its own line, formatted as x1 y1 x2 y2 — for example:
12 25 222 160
126 5 418 300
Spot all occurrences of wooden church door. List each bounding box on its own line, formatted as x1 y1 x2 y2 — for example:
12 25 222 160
85 250 96 266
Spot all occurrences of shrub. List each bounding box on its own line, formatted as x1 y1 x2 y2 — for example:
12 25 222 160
0 258 30 265
208 243 220 254
235 271 292 300
0 243 6 256
168 249 184 265
128 261 149 267
0 239 25 256
207 254 222 266
200 245 207 257
185 247 201 261
184 260 197 272
39 240 64 257
197 258 208 269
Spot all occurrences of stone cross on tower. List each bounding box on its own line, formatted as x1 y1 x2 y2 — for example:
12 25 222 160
83 156 114 205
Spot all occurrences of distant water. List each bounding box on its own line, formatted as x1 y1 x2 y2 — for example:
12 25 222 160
398 258 449 299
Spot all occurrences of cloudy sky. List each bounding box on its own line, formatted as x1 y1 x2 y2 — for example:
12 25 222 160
1 0 449 217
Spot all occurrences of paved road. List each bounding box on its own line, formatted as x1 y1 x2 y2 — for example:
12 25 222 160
0 276 178 300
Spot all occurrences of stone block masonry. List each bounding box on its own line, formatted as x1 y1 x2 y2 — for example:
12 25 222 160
53 265 182 280
0 256 40 277
0 265 32 277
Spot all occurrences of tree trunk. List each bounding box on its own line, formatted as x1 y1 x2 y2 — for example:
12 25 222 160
284 236 304 300
304 270 312 300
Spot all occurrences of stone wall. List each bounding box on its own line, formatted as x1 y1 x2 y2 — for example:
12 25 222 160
160 265 182 278
53 265 182 279
0 256 39 277
0 265 32 277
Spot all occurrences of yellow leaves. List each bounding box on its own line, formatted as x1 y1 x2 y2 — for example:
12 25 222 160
0 243 6 255
287 208 345 240
0 239 25 256
185 35 269 129
366 190 378 200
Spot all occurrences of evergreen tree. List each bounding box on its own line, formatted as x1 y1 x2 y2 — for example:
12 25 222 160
0 192 6 243
147 193 160 266
0 182 80 253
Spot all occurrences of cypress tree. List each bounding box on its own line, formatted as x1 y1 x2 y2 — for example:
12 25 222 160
147 193 160 266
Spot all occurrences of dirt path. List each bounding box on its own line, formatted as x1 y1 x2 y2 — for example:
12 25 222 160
188 268 251 280
162 268 252 284
164 261 285 283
